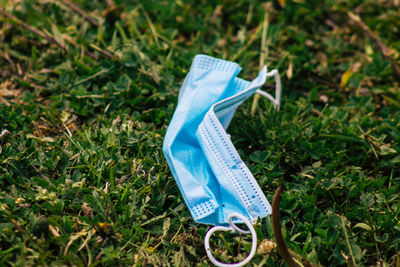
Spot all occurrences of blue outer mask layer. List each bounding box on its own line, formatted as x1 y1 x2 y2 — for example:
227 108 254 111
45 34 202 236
163 55 271 226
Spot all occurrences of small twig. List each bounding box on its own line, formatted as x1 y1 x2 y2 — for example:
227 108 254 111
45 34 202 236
60 0 99 27
94 252 103 261
348 11 400 80
62 34 98 60
88 43 113 59
272 185 300 267
16 63 23 76
0 8 65 50
11 219 24 234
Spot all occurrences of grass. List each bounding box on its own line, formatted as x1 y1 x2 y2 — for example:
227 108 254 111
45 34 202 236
1 0 400 266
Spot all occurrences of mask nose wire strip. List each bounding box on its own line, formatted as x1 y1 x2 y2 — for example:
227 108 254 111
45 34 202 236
204 213 257 267
255 69 281 110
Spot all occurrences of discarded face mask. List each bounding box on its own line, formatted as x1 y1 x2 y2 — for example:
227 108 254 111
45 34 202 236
163 55 281 266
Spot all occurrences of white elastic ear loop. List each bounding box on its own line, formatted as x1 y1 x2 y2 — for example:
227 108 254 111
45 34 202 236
204 213 257 267
228 215 250 234
255 69 281 110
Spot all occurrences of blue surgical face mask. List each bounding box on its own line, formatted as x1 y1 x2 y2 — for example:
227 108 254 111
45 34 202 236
163 55 281 266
